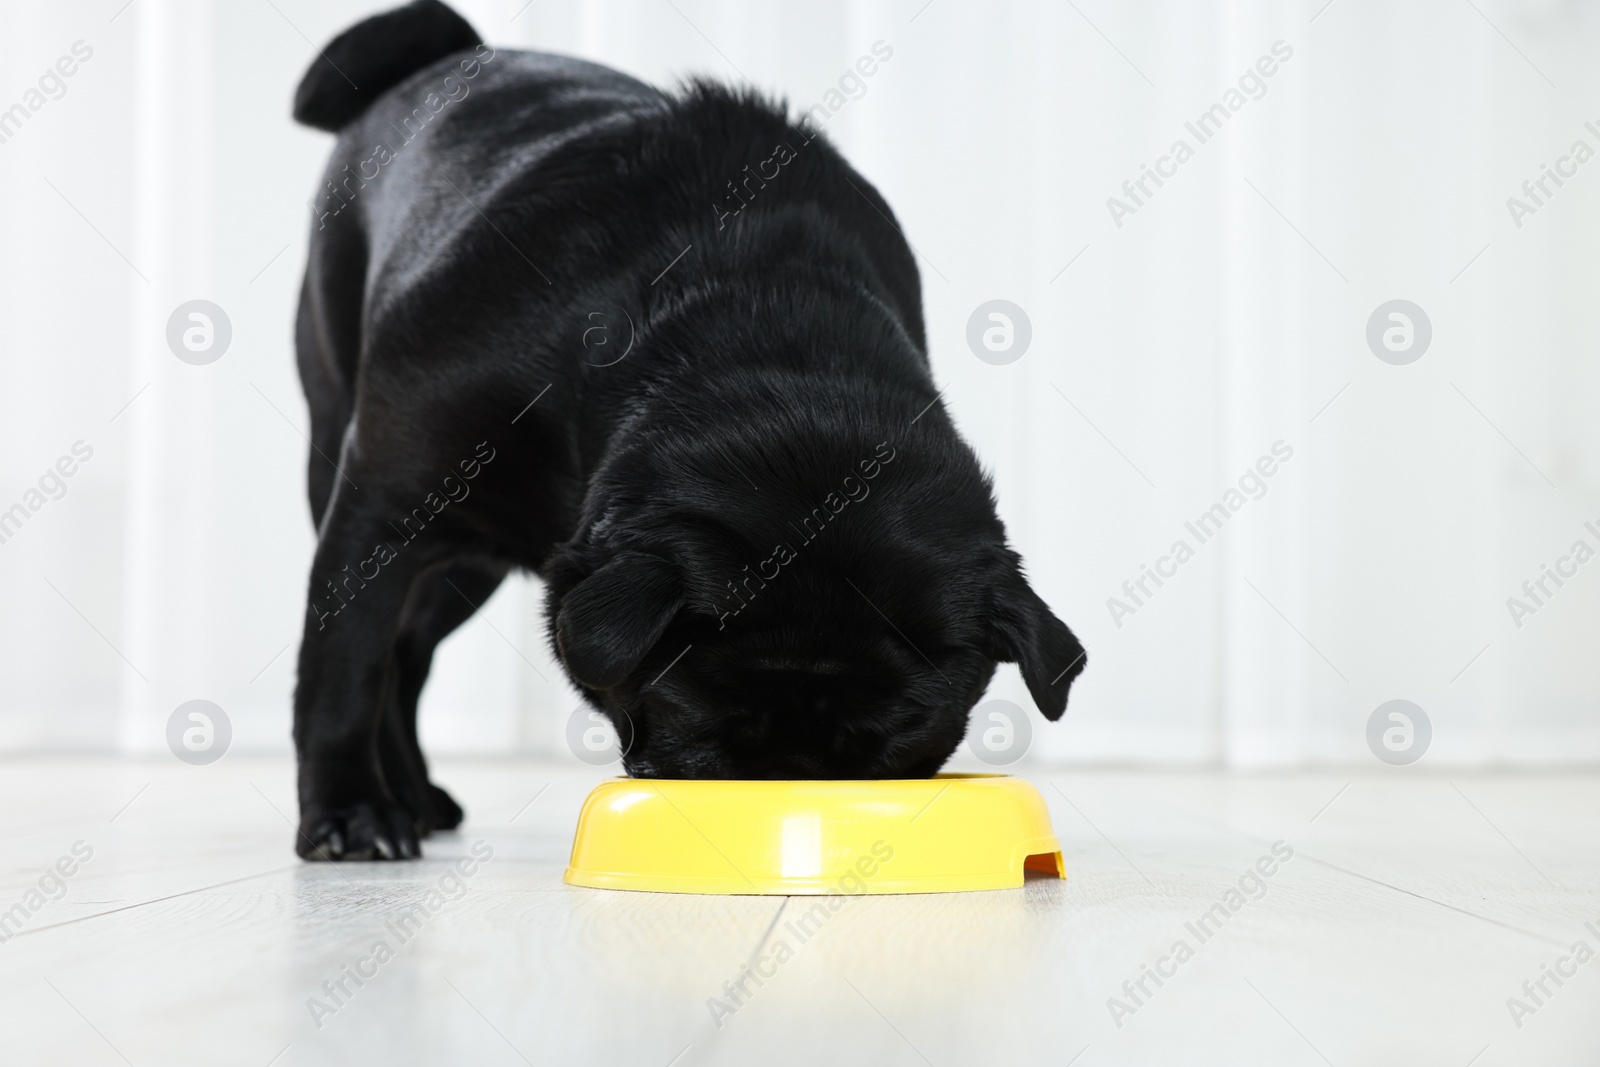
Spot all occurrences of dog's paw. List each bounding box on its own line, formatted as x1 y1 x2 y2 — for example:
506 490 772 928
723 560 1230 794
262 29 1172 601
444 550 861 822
298 799 421 861
427 783 465 830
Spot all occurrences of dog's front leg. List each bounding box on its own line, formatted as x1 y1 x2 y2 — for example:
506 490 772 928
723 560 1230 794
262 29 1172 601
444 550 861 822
292 486 436 861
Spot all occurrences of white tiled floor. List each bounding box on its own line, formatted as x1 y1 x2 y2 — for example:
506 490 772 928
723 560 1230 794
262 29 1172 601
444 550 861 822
0 758 1595 1065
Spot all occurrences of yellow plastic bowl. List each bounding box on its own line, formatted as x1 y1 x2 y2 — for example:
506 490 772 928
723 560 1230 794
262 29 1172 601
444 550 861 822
563 773 1065 895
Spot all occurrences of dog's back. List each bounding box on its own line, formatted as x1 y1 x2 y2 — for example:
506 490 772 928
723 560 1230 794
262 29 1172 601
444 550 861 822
292 1 927 522
294 3 663 462
294 3 922 376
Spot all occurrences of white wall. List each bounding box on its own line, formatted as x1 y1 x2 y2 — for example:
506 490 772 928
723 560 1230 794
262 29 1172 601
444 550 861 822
1 0 1595 766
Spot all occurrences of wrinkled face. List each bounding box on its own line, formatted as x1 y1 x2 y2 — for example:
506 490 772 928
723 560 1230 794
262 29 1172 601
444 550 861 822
547 536 1085 780
603 598 996 779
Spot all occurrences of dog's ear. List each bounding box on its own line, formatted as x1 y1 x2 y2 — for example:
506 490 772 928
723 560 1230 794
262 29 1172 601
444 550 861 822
555 551 683 689
985 558 1086 721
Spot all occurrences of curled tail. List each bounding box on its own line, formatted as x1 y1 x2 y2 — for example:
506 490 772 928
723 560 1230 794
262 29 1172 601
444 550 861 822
292 0 480 132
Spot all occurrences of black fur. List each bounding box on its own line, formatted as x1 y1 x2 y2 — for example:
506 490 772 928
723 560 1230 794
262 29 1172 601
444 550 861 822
289 2 1086 860
292 0 480 132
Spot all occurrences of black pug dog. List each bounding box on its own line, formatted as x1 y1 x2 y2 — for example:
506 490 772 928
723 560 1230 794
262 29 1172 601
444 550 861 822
289 0 1086 860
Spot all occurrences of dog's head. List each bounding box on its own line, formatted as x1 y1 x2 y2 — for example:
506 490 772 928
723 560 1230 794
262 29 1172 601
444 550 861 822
543 401 1086 779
